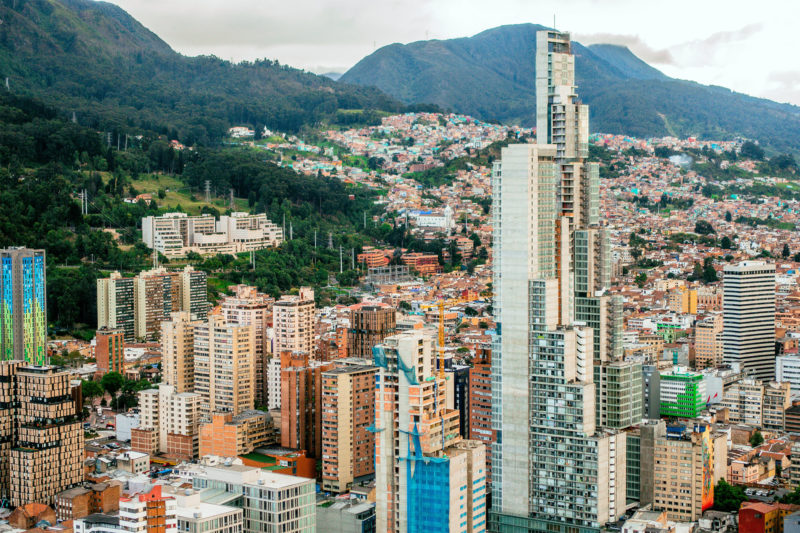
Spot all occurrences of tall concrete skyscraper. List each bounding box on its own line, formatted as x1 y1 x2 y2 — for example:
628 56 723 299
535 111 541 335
491 30 627 532
723 261 776 380
0 248 47 366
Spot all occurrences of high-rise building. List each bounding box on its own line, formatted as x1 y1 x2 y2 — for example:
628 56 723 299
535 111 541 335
695 314 724 369
468 347 495 487
98 266 207 342
445 363 470 439
280 351 333 459
374 331 486 533
0 248 47 365
1 364 84 506
273 287 315 355
652 425 723 521
347 304 396 359
96 271 135 342
659 368 706 418
723 261 776 380
133 383 202 460
220 285 274 406
320 364 377 494
194 314 255 418
95 326 125 375
490 30 626 532
723 378 791 430
161 311 199 393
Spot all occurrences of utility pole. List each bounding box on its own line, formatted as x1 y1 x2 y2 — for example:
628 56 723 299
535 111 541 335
289 222 293 241
229 188 235 210
351 248 355 270
328 232 333 250
204 180 211 203
250 250 255 269
339 246 343 273
363 211 366 228
314 231 317 250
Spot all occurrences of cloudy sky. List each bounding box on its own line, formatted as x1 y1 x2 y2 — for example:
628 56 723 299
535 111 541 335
105 0 799 106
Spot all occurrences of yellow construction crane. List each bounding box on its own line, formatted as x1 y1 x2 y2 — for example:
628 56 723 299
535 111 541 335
421 297 469 379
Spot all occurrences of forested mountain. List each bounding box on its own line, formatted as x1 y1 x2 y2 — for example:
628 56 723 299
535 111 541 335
342 24 800 153
0 0 405 144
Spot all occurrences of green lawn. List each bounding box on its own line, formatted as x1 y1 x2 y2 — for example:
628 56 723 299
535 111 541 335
120 173 250 214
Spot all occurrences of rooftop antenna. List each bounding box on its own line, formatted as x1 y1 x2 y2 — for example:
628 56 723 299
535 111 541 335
553 14 556 30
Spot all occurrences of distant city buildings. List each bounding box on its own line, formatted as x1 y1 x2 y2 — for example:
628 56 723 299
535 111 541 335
142 212 282 258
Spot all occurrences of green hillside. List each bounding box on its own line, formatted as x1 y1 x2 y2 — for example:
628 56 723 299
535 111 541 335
0 0 405 144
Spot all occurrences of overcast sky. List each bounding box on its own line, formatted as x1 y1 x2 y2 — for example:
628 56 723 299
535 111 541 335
105 0 800 106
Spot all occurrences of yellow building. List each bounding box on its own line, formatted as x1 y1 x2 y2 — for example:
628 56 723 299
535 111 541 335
668 286 698 314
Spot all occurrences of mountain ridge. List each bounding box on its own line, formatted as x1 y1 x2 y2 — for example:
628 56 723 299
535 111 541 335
341 24 800 153
0 0 404 143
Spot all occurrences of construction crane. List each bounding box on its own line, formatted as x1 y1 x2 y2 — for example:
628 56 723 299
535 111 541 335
421 296 470 379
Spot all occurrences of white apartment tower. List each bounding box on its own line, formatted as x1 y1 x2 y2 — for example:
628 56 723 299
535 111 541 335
273 287 315 355
723 261 776 380
490 30 626 533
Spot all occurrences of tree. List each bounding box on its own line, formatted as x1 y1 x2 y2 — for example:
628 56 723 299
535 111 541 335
720 236 732 249
750 430 764 448
694 220 715 235
713 479 747 512
725 211 732 223
740 141 765 161
635 272 647 288
82 380 104 400
783 243 791 259
794 252 800 263
781 485 800 505
702 257 718 284
100 371 124 399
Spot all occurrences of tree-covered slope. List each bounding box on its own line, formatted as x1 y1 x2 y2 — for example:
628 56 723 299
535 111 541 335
0 0 404 143
342 24 800 153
